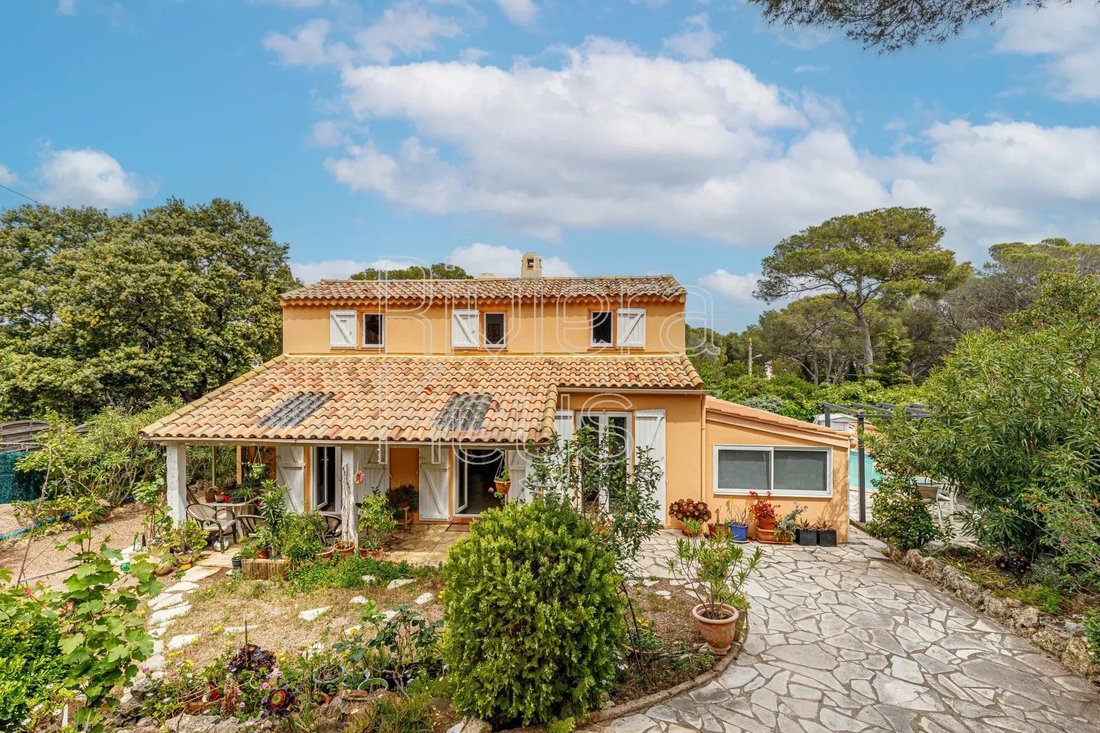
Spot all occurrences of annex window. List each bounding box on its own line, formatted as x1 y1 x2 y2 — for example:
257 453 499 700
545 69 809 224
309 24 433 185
484 313 506 348
714 446 831 496
362 313 384 348
313 446 337 510
591 311 613 346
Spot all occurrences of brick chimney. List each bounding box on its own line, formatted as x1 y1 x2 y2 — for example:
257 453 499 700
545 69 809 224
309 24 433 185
520 252 542 279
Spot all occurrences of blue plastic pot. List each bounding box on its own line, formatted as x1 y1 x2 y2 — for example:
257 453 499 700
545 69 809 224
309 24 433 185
727 522 749 542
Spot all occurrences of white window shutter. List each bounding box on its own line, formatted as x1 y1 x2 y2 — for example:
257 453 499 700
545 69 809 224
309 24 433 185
452 309 479 349
276 445 305 513
509 448 529 503
617 308 646 348
634 409 666 524
554 409 574 441
329 310 356 348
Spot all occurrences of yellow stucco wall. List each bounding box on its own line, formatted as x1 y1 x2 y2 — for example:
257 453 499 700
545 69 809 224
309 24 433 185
282 301 686 355
703 416 850 542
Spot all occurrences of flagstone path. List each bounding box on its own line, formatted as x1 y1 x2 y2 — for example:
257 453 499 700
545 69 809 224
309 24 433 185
590 529 1100 733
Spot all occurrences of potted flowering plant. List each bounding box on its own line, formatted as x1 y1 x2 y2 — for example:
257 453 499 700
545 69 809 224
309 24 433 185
725 501 751 543
796 518 818 546
358 494 397 559
748 491 777 541
707 506 729 539
669 498 712 536
774 504 806 544
667 534 763 653
493 462 511 499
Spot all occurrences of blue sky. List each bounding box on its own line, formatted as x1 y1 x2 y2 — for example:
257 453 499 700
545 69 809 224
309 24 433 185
2 0 1098 330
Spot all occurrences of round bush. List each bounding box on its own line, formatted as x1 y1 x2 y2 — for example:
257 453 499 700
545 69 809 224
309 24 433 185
866 475 942 550
442 497 625 727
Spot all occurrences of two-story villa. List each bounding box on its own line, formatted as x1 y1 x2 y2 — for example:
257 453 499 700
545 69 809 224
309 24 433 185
144 254 850 540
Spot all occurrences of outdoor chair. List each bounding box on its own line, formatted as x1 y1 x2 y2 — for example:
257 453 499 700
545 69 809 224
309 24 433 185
233 514 267 543
187 503 236 551
319 512 342 542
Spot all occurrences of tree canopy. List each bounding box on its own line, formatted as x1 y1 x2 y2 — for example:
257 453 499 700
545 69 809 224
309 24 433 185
746 0 1067 51
755 207 968 374
350 262 470 280
0 199 298 421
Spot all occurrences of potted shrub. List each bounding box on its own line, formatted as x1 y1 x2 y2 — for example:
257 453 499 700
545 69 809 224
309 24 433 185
748 492 777 541
667 534 763 654
386 484 418 512
358 494 397 559
725 502 750 543
493 462 511 498
775 504 805 544
796 518 818 546
669 498 711 536
818 521 837 547
707 506 729 539
195 479 216 504
166 519 208 569
333 540 355 558
681 518 704 537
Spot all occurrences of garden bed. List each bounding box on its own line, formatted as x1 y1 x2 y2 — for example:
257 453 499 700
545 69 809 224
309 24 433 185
887 545 1099 683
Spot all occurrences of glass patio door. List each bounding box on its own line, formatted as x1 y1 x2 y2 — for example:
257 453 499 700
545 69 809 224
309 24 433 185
578 413 631 509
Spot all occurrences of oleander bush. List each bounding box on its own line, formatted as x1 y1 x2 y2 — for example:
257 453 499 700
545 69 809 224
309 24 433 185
442 497 625 727
865 475 943 551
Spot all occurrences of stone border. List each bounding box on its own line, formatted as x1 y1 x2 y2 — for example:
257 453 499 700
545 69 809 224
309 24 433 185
885 546 1097 683
499 617 749 733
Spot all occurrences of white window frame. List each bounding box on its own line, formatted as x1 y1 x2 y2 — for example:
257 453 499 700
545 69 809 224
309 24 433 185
590 310 614 347
452 308 480 349
616 308 646 349
483 312 506 349
713 445 833 498
362 313 385 349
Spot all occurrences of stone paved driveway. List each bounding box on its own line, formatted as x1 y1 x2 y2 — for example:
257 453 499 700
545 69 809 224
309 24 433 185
592 530 1100 733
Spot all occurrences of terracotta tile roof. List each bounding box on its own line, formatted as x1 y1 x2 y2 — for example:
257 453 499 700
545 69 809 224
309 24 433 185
705 397 850 446
143 355 704 444
280 275 686 305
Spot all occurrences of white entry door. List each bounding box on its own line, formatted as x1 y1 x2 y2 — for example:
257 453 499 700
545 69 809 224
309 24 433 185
419 446 449 520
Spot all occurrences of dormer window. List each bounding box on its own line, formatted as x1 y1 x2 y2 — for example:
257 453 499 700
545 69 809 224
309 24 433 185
591 311 613 346
484 313 506 348
363 313 384 348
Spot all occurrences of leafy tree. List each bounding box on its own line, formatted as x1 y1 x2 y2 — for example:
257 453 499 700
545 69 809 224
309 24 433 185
755 207 968 375
871 330 913 387
350 262 470 280
746 0 1076 51
0 200 298 420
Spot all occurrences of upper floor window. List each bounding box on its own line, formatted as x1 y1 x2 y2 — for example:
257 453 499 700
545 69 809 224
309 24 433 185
616 308 646 348
329 310 356 349
591 311 613 346
363 313 384 348
452 309 479 349
484 313 506 348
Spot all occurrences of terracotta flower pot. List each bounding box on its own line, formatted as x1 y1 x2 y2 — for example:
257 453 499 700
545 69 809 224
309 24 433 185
494 480 511 495
359 547 384 560
756 527 775 543
258 547 270 559
204 491 216 503
335 545 355 558
691 603 741 654
319 548 334 562
756 517 776 531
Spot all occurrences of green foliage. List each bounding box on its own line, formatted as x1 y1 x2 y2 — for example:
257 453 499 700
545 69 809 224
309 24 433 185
442 497 626 726
279 512 329 565
350 261 469 281
667 535 763 614
0 543 161 731
865 475 942 551
756 207 966 374
0 200 298 421
1014 585 1064 615
1085 610 1100 671
348 693 435 733
285 555 427 594
0 605 65 731
257 481 289 557
359 494 398 550
339 603 443 693
16 402 176 509
872 274 1100 588
164 519 208 558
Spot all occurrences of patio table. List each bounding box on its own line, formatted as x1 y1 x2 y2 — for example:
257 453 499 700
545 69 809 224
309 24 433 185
200 500 255 541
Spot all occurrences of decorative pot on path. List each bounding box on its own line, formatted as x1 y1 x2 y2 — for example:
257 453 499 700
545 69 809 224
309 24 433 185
797 528 819 546
691 603 741 654
756 527 775 543
727 523 749 543
359 547 384 560
818 529 837 547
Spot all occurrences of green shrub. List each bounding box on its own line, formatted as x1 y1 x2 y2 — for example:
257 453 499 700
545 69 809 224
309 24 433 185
348 693 434 733
285 555 426 594
442 497 625 727
866 475 942 550
278 513 328 566
1015 585 1064 615
1084 610 1100 671
0 613 66 731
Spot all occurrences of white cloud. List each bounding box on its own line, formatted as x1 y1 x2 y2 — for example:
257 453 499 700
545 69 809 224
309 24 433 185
57 0 76 15
494 0 538 27
449 243 575 277
265 2 464 67
662 13 720 59
36 149 153 209
698 269 761 306
794 64 828 74
996 4 1100 100
0 164 16 186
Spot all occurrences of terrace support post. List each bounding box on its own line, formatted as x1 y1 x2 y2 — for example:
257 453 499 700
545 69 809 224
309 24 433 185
857 413 866 524
167 443 188 524
823 405 832 428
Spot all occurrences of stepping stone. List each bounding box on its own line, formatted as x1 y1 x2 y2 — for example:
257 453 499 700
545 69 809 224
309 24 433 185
343 625 361 637
643 578 660 587
149 593 184 611
143 654 165 673
223 626 246 635
150 603 191 625
414 592 434 605
349 595 369 605
149 625 169 639
362 575 377 584
655 590 672 599
167 634 198 651
387 578 415 590
382 610 397 621
152 640 164 655
165 581 200 594
180 565 220 583
298 606 331 622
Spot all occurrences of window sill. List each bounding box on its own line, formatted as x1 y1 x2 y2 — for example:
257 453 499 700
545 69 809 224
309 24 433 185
714 488 834 499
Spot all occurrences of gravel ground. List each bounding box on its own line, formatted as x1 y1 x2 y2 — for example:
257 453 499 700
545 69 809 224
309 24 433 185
0 503 147 587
